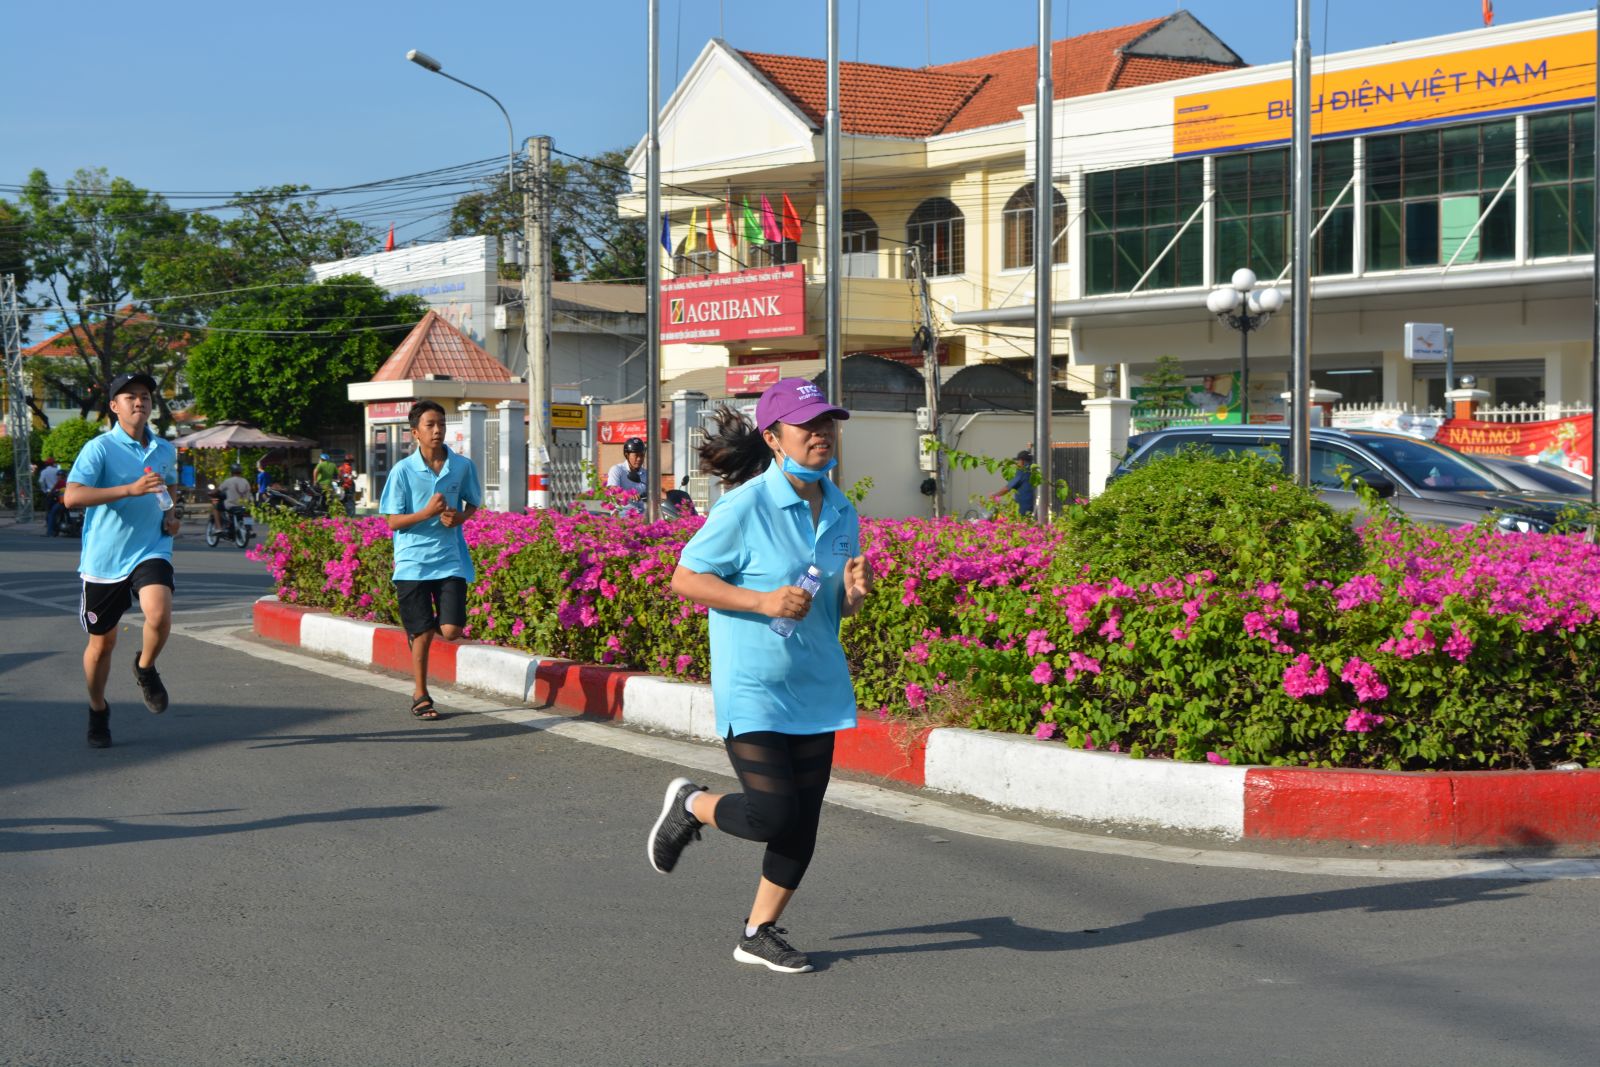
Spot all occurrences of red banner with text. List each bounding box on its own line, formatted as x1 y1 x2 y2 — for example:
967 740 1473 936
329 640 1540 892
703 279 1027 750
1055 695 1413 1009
662 266 806 344
1435 415 1593 477
598 418 671 445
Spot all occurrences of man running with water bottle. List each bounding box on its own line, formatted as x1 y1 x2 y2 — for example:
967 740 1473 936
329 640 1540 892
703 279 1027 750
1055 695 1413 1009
63 372 181 748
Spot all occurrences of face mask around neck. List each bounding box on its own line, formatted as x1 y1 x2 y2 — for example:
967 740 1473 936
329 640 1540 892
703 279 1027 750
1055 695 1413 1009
779 448 836 483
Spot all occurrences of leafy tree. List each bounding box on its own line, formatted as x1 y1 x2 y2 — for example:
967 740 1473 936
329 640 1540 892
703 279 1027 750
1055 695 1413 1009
448 147 646 281
16 168 190 429
185 275 426 436
140 185 371 321
1139 355 1191 409
41 417 102 468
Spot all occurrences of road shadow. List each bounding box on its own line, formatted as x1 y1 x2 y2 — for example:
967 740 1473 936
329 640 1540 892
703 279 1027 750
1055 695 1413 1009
241 720 533 748
0 650 57 677
815 877 1528 967
0 804 441 853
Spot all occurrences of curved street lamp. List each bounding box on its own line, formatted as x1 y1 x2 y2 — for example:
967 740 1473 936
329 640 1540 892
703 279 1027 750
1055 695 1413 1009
406 49 516 194
1205 268 1284 426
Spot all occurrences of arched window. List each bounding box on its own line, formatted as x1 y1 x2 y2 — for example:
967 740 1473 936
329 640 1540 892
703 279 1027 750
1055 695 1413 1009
673 226 717 276
907 197 965 277
842 208 879 277
1002 184 1069 270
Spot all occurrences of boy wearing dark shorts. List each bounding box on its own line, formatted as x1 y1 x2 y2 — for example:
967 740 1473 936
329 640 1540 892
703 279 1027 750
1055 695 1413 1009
64 372 182 747
379 400 481 720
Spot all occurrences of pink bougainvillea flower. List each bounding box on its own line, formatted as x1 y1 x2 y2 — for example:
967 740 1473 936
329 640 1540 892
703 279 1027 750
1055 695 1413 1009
1282 653 1330 699
1340 656 1389 702
1343 707 1386 733
1205 751 1230 765
1033 721 1057 740
1024 628 1055 658
1030 660 1055 685
1443 623 1474 662
904 683 927 709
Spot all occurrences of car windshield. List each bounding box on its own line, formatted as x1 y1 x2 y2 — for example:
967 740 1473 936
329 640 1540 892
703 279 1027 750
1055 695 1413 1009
1352 435 1502 492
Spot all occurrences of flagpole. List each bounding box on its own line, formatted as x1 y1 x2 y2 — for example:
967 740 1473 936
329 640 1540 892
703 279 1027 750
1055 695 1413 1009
645 0 662 522
825 0 843 447
1033 0 1053 524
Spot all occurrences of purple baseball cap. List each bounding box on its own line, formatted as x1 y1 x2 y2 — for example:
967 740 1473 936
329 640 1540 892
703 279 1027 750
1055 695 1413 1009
754 377 850 430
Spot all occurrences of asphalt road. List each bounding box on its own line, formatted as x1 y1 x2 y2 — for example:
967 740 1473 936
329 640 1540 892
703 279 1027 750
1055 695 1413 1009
1 520 1596 1067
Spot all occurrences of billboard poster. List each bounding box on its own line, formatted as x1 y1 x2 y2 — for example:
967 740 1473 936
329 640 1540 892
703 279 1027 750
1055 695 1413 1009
662 266 806 344
1174 30 1595 157
1435 415 1593 477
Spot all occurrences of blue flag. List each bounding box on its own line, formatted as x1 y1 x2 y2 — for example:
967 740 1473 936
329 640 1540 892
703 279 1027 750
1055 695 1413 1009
660 214 671 254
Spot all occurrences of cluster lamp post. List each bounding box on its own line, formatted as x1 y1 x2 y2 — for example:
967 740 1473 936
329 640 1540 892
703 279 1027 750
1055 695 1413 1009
1205 268 1284 426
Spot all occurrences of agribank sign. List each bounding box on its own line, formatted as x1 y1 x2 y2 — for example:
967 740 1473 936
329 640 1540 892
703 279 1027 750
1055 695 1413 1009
662 266 806 344
1174 29 1596 157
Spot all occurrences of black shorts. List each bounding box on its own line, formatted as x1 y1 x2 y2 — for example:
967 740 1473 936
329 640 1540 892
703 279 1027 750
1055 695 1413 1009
394 577 468 637
80 558 175 636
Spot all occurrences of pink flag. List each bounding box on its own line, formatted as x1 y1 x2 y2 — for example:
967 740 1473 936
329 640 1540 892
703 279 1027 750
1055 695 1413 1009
759 195 781 243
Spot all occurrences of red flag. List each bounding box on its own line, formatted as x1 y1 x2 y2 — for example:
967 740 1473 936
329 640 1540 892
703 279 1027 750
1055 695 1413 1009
704 206 718 254
724 198 738 249
384 224 396 252
781 193 803 243
1482 0 1493 26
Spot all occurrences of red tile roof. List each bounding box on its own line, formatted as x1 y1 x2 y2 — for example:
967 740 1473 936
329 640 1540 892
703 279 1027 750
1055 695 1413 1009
23 308 188 358
739 16 1240 138
370 311 516 383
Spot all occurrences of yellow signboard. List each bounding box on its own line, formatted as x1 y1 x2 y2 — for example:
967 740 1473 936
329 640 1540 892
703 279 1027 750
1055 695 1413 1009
551 403 587 429
1174 30 1596 157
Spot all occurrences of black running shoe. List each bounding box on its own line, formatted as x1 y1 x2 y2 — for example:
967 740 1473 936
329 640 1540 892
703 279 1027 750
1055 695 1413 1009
87 705 111 748
734 924 813 973
132 654 168 714
647 776 704 873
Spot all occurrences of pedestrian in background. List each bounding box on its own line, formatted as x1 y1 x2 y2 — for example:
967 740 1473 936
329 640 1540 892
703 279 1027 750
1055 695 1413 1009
991 448 1036 518
649 377 873 974
255 458 272 501
379 400 481 721
605 436 650 501
63 372 181 747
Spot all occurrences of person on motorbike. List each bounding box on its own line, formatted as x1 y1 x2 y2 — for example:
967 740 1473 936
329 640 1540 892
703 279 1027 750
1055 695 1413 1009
606 437 650 501
213 464 254 534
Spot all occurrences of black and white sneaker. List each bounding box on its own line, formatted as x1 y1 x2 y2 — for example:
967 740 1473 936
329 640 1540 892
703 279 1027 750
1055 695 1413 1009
87 705 111 748
647 776 704 873
132 654 168 714
734 924 813 974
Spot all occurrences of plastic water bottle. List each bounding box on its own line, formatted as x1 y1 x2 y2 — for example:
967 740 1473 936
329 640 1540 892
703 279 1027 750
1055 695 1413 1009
769 565 823 639
146 466 173 511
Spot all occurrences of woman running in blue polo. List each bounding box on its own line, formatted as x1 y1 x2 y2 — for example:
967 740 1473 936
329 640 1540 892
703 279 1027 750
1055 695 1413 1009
646 378 872 974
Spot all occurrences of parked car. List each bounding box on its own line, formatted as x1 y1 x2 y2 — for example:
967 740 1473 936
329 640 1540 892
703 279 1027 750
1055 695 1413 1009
1471 454 1593 497
1112 426 1587 533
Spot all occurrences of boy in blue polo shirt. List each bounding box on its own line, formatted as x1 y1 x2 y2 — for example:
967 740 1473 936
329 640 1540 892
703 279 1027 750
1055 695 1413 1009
379 400 481 721
64 372 182 748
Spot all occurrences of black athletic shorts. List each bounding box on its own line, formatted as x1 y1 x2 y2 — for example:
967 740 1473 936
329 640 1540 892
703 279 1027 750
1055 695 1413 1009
80 558 175 636
394 577 468 637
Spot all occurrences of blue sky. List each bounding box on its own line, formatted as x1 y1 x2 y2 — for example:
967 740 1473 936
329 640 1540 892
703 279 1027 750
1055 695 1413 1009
0 0 1585 244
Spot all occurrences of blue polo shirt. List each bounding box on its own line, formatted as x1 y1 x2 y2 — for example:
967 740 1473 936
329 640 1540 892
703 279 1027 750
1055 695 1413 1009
677 461 860 737
1005 465 1036 516
70 423 178 582
379 447 482 582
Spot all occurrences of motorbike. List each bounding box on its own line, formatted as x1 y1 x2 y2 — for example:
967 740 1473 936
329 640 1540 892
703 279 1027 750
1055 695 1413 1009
53 502 84 538
204 485 255 548
261 479 328 519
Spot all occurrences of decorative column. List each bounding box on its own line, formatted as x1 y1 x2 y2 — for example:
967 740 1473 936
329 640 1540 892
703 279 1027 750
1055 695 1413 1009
670 390 708 495
1445 385 1490 421
456 402 489 474
497 400 527 512
1084 396 1135 497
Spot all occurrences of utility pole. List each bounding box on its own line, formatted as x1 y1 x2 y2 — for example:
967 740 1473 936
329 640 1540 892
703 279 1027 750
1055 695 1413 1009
1289 0 1313 485
645 0 662 522
1032 0 1054 524
525 135 553 509
825 0 843 476
911 247 941 518
2 275 29 524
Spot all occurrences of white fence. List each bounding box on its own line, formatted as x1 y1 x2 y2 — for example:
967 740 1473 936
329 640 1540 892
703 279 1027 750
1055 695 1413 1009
1333 401 1591 426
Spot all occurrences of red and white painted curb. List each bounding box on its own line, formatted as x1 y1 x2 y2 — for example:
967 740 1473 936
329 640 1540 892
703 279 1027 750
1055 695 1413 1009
255 597 1600 849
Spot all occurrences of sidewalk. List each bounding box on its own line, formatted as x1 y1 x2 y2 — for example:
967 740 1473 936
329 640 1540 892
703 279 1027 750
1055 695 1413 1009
253 595 1600 849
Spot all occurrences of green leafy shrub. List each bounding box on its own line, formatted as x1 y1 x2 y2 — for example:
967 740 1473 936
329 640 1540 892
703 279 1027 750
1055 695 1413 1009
1061 447 1363 586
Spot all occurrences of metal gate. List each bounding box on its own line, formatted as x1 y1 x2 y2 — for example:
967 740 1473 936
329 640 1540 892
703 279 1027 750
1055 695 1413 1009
547 441 587 511
482 418 501 494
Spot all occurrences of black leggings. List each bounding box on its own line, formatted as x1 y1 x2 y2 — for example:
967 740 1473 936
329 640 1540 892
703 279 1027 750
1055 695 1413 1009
713 730 836 891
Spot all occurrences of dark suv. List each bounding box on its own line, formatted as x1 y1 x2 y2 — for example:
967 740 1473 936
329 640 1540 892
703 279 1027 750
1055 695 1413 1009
1113 426 1582 533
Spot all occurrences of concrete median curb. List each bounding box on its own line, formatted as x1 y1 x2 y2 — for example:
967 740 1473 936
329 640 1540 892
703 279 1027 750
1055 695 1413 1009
253 596 1600 848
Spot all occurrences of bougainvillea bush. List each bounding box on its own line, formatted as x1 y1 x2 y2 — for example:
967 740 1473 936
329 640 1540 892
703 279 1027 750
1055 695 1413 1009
253 451 1600 770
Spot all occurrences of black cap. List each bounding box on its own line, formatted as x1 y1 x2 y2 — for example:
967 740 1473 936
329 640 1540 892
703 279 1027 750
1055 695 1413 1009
622 437 646 455
108 371 159 397
1016 449 1034 463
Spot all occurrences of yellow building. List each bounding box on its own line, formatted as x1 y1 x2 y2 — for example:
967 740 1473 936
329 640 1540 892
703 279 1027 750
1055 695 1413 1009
623 13 1244 396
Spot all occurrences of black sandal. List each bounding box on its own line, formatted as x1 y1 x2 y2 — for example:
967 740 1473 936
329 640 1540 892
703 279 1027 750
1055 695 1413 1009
410 694 440 721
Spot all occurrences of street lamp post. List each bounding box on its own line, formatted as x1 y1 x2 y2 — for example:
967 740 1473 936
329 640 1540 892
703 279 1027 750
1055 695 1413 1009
1205 268 1284 426
406 49 516 195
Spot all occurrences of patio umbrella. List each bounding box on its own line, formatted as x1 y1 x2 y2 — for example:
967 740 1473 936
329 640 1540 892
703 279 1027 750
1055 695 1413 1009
171 421 316 450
